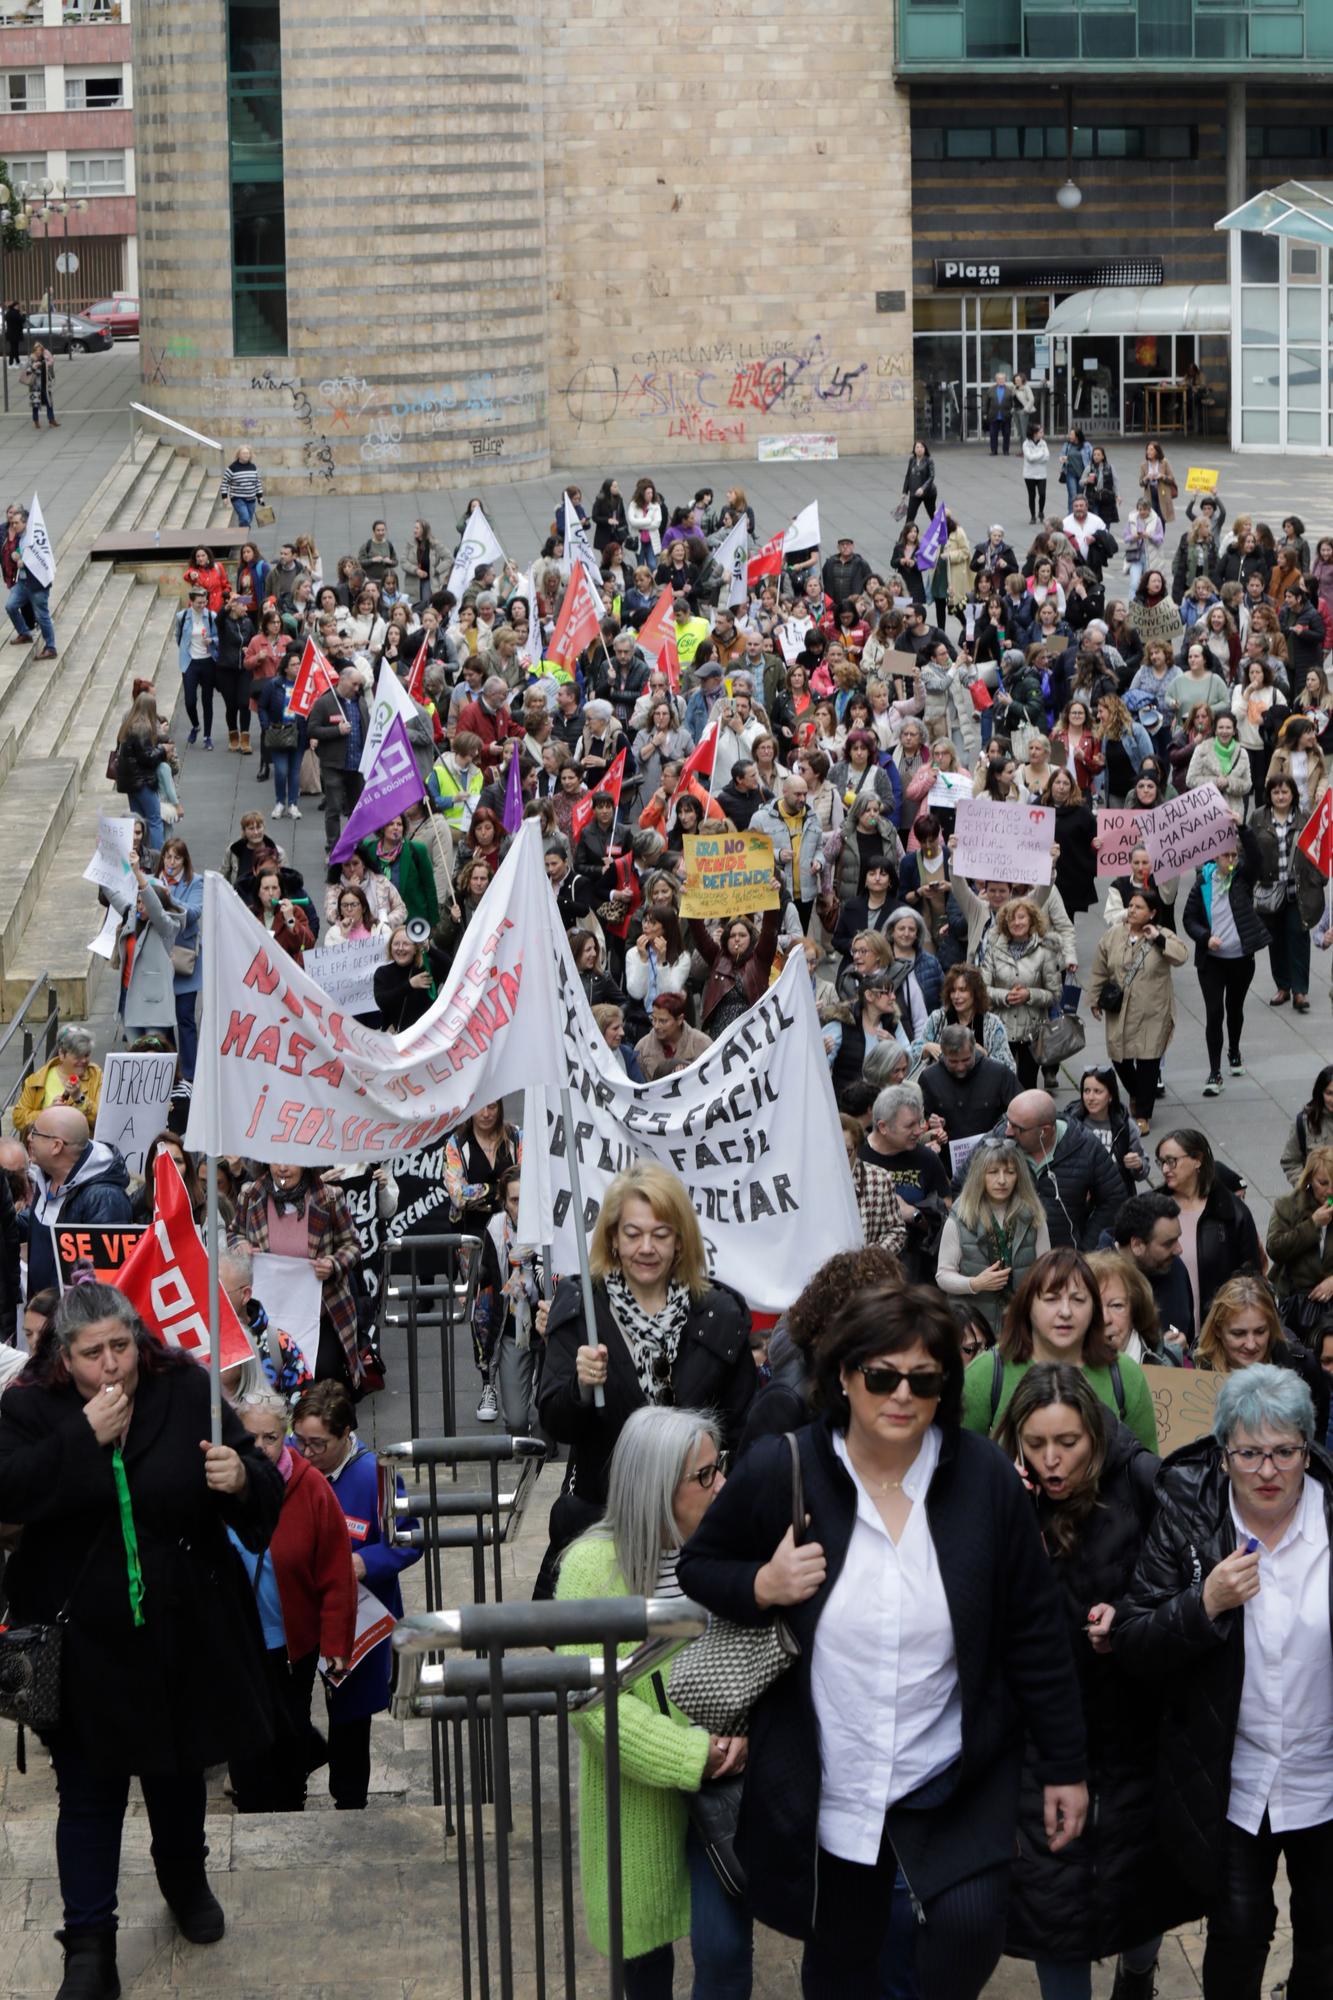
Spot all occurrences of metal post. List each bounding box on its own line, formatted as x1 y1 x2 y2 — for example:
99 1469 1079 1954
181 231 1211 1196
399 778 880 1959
559 1085 604 1409
487 1643 516 2000
602 1636 624 2000
206 1155 222 1444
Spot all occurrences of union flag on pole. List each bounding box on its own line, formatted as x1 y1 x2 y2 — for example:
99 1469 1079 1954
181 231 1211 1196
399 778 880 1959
404 634 429 704
746 529 785 590
636 589 680 693
548 565 604 668
569 747 627 846
288 637 339 718
118 1153 253 1370
1297 787 1333 877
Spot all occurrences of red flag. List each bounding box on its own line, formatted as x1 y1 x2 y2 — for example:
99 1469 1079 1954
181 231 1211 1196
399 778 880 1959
637 589 681 694
1297 787 1333 877
548 565 603 668
117 1155 253 1370
745 529 784 590
288 637 339 718
404 634 429 704
570 747 627 847
676 711 720 791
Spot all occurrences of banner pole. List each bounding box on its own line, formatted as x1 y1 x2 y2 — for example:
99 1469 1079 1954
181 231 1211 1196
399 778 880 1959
206 1154 222 1445
423 798 456 900
559 1085 604 1410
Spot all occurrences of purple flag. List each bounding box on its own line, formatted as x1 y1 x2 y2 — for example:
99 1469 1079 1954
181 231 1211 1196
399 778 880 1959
916 501 947 573
330 713 425 865
501 743 524 834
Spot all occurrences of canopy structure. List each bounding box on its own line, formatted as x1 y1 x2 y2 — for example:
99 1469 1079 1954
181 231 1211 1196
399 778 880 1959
1216 180 1333 251
1044 285 1231 338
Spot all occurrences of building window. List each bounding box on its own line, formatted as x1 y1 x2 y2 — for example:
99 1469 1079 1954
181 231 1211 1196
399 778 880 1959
65 68 125 110
2 69 44 112
228 0 287 356
912 120 1193 163
3 154 46 191
67 152 127 196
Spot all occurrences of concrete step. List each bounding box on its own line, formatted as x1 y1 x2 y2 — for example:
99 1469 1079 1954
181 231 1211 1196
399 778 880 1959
0 758 79 992
13 568 139 765
33 571 154 770
0 561 123 782
164 457 216 532
130 449 198 537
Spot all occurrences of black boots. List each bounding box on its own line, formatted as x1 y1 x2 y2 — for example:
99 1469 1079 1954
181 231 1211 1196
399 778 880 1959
154 1855 225 1944
54 1928 120 1999
1109 1960 1157 2000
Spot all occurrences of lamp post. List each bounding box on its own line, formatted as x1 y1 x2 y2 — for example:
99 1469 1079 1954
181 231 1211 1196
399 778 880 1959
21 179 86 351
0 183 31 414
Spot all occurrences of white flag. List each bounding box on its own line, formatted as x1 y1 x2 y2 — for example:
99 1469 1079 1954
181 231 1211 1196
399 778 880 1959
446 506 506 605
359 659 420 778
564 493 601 588
24 493 55 589
518 567 543 670
712 516 750 609
782 501 820 554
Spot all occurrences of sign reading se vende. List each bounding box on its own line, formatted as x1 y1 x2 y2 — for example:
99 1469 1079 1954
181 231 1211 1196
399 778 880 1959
680 831 780 919
54 1223 147 1288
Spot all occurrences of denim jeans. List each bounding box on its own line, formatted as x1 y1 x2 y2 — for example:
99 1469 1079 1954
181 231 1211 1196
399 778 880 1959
1035 1938 1160 2000
51 1734 206 1931
1266 895 1312 998
31 384 55 426
272 745 301 809
6 574 56 651
175 990 198 1081
621 1827 753 1999
127 783 164 856
182 660 216 734
232 496 257 527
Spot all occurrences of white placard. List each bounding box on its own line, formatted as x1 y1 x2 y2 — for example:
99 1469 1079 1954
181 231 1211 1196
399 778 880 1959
926 769 974 810
949 1133 985 1180
93 1051 177 1175
252 1250 324 1375
303 933 386 1016
953 798 1054 887
83 814 137 897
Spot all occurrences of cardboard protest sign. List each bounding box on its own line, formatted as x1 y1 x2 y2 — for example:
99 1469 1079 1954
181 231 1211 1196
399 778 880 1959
82 814 136 898
1144 785 1239 879
1095 809 1148 878
303 934 386 1017
54 1223 147 1288
953 799 1055 887
680 831 780 919
1184 467 1219 492
1148 1367 1219 1455
93 1050 177 1176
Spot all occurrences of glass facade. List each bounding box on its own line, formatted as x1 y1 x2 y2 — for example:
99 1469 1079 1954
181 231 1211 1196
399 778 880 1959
1232 231 1333 452
227 0 287 357
898 0 1329 68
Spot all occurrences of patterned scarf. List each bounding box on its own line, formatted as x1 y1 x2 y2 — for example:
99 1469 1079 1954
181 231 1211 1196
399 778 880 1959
604 1268 691 1403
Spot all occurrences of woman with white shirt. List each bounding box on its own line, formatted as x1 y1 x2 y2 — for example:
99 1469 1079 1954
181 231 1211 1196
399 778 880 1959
678 1280 1088 2000
1118 1366 1333 1999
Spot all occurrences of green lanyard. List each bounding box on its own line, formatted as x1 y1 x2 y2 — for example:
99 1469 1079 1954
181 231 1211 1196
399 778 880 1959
110 1444 146 1628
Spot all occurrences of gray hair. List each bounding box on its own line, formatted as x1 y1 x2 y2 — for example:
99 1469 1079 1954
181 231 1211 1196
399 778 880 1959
219 1240 254 1285
482 675 510 702
578 1406 722 1599
1214 1363 1314 1448
1083 620 1108 642
584 698 613 724
939 1024 976 1058
475 592 497 612
56 1024 95 1060
236 1385 288 1427
55 1283 143 1351
872 1082 922 1131
863 1039 909 1088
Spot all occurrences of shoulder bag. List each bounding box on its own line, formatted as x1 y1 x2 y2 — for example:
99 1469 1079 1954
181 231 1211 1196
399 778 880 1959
0 1523 111 1737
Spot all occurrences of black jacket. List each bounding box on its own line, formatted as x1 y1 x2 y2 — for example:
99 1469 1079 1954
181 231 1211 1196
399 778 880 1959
1181 1178 1264 1326
373 943 451 1032
0 1356 281 1774
1182 824 1268 967
115 727 168 797
992 1117 1126 1251
900 455 937 500
1063 1099 1146 1198
216 611 255 673
822 552 873 605
677 1420 1087 1932
1006 1418 1174 1963
1117 1438 1333 1912
921 1051 1018 1144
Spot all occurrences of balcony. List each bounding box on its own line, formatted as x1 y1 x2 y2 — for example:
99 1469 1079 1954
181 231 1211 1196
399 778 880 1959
896 0 1333 72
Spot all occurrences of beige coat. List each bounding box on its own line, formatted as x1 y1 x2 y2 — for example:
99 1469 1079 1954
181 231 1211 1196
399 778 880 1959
1139 456 1177 524
1086 923 1189 1062
983 932 1063 1046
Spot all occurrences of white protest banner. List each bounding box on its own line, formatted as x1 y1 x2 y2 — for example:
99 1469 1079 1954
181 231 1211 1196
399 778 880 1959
757 435 838 463
1145 784 1240 880
322 1583 396 1678
253 1250 323 1375
777 622 806 666
949 1133 985 1180
926 769 973 810
563 493 602 589
83 814 137 897
518 950 862 1316
1096 808 1147 878
359 659 421 779
186 820 567 1165
712 516 750 609
24 492 55 589
446 505 506 604
953 799 1055 887
303 934 386 1016
94 1051 178 1175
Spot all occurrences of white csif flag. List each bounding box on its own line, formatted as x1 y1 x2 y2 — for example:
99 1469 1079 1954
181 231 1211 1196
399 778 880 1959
564 493 602 588
24 493 55 589
712 515 750 608
446 506 506 604
359 659 421 778
781 501 820 554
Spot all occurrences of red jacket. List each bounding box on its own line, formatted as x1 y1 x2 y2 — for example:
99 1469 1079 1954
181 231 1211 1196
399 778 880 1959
689 905 780 1026
455 695 522 773
268 1451 357 1664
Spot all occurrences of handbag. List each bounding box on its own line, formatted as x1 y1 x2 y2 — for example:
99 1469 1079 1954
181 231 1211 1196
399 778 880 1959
652 1676 746 1898
256 502 276 526
299 746 323 795
1253 878 1288 916
0 1525 110 1732
170 943 198 977
1097 979 1124 1015
1032 1009 1086 1067
263 720 299 751
967 678 993 711
666 1432 804 1735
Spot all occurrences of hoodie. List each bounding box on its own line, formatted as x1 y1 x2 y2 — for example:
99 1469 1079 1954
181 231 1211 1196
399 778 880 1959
27 1140 133 1295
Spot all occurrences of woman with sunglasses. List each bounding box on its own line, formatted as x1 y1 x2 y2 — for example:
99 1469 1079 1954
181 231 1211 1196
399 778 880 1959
996 1365 1168 2000
678 1279 1088 2000
1153 1129 1263 1337
1118 1366 1333 1997
962 1248 1159 1450
289 1381 420 1809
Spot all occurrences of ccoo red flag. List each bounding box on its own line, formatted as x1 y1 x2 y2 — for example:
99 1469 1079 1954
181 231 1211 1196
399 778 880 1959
569 747 627 846
404 634 429 704
117 1154 253 1370
1297 787 1333 877
288 637 339 718
745 529 785 590
548 565 604 668
636 589 681 694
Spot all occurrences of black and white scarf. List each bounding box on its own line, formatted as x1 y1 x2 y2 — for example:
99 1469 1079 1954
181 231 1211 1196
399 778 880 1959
604 1269 691 1403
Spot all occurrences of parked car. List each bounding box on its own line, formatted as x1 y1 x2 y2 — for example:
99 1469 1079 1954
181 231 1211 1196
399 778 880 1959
85 296 140 339
18 312 113 355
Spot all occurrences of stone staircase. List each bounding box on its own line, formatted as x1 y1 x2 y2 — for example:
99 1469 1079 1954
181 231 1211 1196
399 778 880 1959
0 441 231 1020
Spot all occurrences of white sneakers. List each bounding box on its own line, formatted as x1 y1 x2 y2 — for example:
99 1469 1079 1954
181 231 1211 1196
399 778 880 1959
476 1384 499 1423
272 805 302 820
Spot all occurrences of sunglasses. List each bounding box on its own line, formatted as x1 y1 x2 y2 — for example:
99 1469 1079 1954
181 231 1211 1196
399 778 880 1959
853 1364 945 1399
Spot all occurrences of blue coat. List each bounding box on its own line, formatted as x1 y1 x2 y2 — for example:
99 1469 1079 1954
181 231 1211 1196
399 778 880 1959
326 1444 419 1720
175 606 219 673
162 871 203 996
255 673 308 749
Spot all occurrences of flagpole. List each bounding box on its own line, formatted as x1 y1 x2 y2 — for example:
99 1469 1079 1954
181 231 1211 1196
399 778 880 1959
560 1084 604 1410
422 797 457 899
206 1154 222 1446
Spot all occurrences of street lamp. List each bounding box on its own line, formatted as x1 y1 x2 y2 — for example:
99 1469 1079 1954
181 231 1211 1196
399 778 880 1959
0 183 31 414
21 178 87 351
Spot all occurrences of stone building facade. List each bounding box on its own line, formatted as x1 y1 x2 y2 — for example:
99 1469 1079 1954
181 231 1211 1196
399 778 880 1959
131 0 914 492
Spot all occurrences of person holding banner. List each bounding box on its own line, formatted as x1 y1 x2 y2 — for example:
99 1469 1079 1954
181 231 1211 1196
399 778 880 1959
690 908 781 1034
1182 821 1266 1096
246 865 315 967
0 1284 283 1993
233 1166 363 1388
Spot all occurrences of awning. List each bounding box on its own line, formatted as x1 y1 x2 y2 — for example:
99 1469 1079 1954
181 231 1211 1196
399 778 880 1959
1044 285 1231 338
1216 180 1333 252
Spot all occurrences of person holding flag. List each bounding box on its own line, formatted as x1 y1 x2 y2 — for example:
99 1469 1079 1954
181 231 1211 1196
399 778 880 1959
308 665 368 856
256 642 307 820
917 498 951 632
5 496 57 659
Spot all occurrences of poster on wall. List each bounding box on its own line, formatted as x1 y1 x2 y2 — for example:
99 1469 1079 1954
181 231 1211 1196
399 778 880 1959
757 435 839 462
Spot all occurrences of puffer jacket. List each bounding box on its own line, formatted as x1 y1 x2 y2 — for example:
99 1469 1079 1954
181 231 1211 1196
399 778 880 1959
1182 823 1269 968
1116 1439 1333 1911
1006 1418 1178 1963
984 931 1062 1046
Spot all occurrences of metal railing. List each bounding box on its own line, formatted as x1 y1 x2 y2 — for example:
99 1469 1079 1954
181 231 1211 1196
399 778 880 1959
0 973 58 1115
129 400 223 469
378 1232 483 1444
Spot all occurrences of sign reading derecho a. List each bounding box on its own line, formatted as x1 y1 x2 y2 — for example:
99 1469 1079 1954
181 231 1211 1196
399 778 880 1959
953 799 1055 887
680 832 779 920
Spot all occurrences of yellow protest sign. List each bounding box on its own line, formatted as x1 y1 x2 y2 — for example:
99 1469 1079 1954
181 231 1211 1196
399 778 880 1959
680 830 780 919
1185 467 1219 492
1148 1367 1219 1456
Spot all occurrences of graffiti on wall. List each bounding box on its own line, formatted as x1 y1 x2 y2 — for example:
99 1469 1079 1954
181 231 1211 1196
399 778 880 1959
560 335 907 440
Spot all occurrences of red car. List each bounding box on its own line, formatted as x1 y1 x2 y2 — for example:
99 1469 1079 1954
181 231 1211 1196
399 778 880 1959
85 296 139 339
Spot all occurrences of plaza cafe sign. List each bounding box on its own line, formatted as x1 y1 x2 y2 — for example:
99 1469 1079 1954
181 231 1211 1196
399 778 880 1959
932 257 1164 290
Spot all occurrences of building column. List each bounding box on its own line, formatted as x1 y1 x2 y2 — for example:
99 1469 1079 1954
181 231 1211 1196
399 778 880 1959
1225 79 1246 215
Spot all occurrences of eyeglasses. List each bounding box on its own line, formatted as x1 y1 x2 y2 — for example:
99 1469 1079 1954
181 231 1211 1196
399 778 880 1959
854 1364 945 1399
27 1127 60 1143
1224 1445 1306 1471
680 1454 728 1491
295 1433 333 1456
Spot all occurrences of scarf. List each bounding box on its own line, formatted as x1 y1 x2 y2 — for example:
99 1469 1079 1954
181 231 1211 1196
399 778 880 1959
110 1443 146 1628
1214 737 1237 775
604 1268 691 1403
498 1212 543 1353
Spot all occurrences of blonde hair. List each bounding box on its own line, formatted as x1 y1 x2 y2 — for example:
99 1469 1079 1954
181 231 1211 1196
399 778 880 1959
996 896 1049 940
1086 1249 1160 1347
1296 1146 1333 1198
1196 1274 1282 1374
589 1164 710 1298
954 1138 1045 1237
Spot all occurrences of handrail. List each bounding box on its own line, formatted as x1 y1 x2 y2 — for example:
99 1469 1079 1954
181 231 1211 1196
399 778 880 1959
0 972 58 1116
130 402 222 451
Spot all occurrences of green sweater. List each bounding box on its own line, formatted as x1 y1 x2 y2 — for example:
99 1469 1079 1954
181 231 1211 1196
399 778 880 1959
961 1350 1159 1452
556 1535 709 1960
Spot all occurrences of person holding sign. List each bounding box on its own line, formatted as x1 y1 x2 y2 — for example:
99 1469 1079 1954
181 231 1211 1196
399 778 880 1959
1086 887 1189 1133
1182 822 1266 1096
1117 1366 1333 2000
